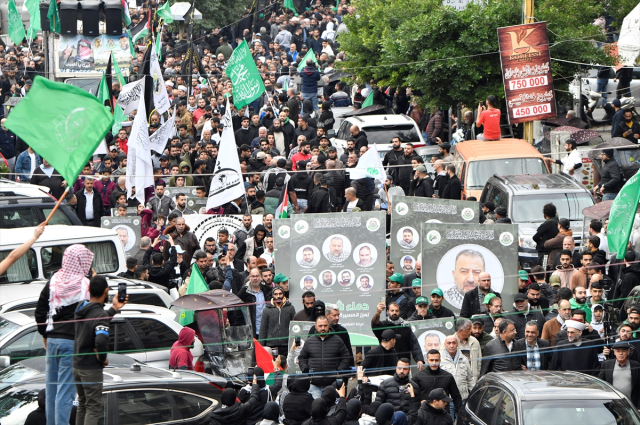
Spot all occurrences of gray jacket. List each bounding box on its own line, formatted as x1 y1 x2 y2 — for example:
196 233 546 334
258 300 296 347
146 194 176 217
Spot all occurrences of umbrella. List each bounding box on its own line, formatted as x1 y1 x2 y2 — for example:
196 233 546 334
341 104 394 117
171 289 243 311
582 200 615 219
544 126 602 145
544 116 588 129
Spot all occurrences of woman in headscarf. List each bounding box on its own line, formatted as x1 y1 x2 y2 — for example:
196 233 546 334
390 411 407 425
239 366 272 425
283 374 313 425
309 300 326 322
34 244 94 425
301 384 347 425
209 379 262 425
360 401 381 425
344 399 361 425
374 403 395 425
260 401 281 425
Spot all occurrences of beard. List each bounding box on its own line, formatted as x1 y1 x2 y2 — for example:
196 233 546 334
388 313 400 321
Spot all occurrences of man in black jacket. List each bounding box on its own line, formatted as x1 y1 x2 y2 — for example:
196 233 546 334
307 174 331 213
362 329 399 378
209 383 262 425
413 349 462 413
73 276 127 425
75 177 104 227
509 293 546 339
143 236 179 290
372 302 425 368
619 251 640 307
376 358 420 412
396 143 419 194
513 321 552 371
413 388 454 425
308 304 355 367
598 341 640 408
298 315 351 398
432 160 448 197
383 137 404 181
237 268 273 337
481 319 521 374
441 165 461 200
350 125 369 151
617 110 640 144
532 203 559 267
460 272 501 318
411 165 434 197
594 149 621 201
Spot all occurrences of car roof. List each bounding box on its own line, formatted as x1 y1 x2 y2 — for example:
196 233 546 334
114 304 177 319
481 371 622 401
0 311 35 326
492 173 586 194
103 275 170 293
0 225 119 247
0 283 46 305
455 139 544 160
0 179 52 197
346 114 416 126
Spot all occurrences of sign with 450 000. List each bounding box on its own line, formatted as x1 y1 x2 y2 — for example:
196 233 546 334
498 22 556 124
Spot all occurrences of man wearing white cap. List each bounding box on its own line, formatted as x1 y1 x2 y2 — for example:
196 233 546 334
550 319 600 376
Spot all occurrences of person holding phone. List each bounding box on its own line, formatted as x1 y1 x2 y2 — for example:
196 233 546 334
209 375 262 424
143 234 179 290
375 359 420 414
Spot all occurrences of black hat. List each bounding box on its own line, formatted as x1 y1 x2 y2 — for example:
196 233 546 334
612 341 631 350
482 201 495 211
428 389 452 403
602 148 614 158
319 135 329 141
514 293 527 302
470 314 485 326
495 207 508 217
559 218 570 230
328 146 337 152
150 122 160 128
159 155 169 161
381 329 400 341
194 159 206 168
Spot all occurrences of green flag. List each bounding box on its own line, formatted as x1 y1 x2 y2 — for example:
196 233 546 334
112 104 126 135
155 30 163 62
300 48 319 66
361 91 373 108
226 40 266 109
283 77 288 92
283 0 298 15
178 264 210 326
8 0 25 46
112 53 126 87
97 72 110 112
24 0 41 40
4 76 113 186
607 173 640 259
156 1 174 24
47 0 60 33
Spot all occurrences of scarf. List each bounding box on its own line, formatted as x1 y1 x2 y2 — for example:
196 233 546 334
556 315 566 330
47 245 94 331
386 316 406 326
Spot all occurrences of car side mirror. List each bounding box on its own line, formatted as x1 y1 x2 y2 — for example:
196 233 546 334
0 355 10 370
326 129 336 138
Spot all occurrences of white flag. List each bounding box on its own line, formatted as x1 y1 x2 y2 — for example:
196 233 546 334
126 96 154 206
348 144 387 183
117 79 145 115
148 107 175 153
150 42 171 114
206 99 246 210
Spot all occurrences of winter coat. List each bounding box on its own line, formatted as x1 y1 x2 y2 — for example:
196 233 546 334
375 374 419 412
75 188 104 227
618 263 640 308
544 229 573 264
372 319 425 364
439 350 475 399
259 300 296 347
413 402 453 425
14 149 41 182
513 337 552 371
352 131 369 152
413 367 462 411
300 66 321 94
426 111 443 142
74 301 117 369
480 337 521 375
301 397 347 425
599 158 621 194
509 306 545 339
307 186 331 213
598 359 640 408
441 175 461 200
532 216 559 254
298 333 351 387
146 193 176 217
162 223 200 265
238 283 273 335
283 376 314 425
360 344 398 377
35 282 77 340
31 166 66 199
209 384 261 425
411 176 434 197
308 323 355 367
460 287 501 318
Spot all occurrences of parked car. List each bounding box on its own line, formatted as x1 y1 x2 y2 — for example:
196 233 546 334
0 305 204 369
0 195 81 230
458 371 640 425
0 225 126 284
0 359 227 425
329 114 426 157
479 173 594 269
453 139 550 200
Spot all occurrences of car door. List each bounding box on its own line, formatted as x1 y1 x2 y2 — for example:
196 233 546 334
107 320 146 363
167 390 218 424
0 328 45 364
470 386 504 425
114 389 179 424
125 318 178 368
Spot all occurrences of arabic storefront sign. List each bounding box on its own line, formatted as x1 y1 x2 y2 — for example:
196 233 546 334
497 22 556 124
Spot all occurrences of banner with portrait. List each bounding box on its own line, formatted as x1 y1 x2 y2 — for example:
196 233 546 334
110 207 138 216
164 186 200 199
101 216 142 259
56 34 132 74
286 321 316 374
273 219 292 278
288 212 386 345
410 317 456 364
421 223 518 314
390 196 482 281
182 214 264 248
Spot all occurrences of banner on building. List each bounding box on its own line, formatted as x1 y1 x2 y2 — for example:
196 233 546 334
182 214 264 247
57 34 132 74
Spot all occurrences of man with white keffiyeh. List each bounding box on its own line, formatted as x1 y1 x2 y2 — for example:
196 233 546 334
35 244 94 425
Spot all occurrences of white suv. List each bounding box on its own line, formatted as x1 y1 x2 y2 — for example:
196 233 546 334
329 114 426 158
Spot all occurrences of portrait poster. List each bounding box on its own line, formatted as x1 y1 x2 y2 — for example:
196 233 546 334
101 216 142 259
390 196 481 281
164 186 200 199
410 317 456 364
110 206 138 216
187 198 209 214
183 214 264 248
57 34 132 74
421 223 518 313
286 321 316 374
273 219 292 278
289 212 386 345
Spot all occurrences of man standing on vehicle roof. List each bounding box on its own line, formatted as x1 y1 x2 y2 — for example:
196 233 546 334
544 139 582 182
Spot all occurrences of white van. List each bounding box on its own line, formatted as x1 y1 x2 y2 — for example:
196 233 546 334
0 225 127 284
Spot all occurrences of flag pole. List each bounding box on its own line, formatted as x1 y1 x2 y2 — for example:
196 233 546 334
42 186 69 226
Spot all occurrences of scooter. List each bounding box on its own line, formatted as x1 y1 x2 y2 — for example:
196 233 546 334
584 92 636 126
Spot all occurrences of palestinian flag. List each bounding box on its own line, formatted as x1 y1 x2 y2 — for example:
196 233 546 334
253 338 281 385
130 10 149 44
274 180 289 218
121 0 131 26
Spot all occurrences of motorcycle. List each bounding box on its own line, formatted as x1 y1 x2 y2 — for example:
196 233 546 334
583 91 636 126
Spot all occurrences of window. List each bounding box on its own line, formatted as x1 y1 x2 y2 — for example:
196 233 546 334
127 293 167 308
116 390 173 424
361 125 420 145
466 388 486 415
41 241 119 278
107 323 138 354
337 121 351 140
522 399 640 425
511 193 594 222
127 319 177 350
491 188 509 210
476 387 502 424
497 393 517 425
1 208 40 229
42 207 74 226
0 248 37 284
0 388 40 424
171 392 215 419
5 302 38 317
466 158 548 189
0 330 45 363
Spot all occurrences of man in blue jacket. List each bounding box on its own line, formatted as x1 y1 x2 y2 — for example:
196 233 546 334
300 59 322 110
15 146 41 182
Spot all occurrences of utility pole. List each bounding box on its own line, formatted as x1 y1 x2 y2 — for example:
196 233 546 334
523 0 534 143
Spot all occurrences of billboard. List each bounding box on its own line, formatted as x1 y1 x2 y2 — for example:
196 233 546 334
56 34 132 75
498 22 556 124
182 214 263 247
421 223 519 312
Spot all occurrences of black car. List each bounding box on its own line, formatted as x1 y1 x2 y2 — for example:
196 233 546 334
458 371 640 425
0 356 230 425
0 195 81 229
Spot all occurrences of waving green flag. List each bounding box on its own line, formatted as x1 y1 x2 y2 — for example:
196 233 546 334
283 0 298 15
300 48 319 66
24 0 41 40
112 53 126 87
226 40 266 109
112 105 126 135
156 1 174 24
47 0 61 33
4 76 113 185
361 91 374 108
607 173 640 259
178 264 210 326
8 0 25 46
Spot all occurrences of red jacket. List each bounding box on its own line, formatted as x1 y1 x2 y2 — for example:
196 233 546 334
118 138 128 155
94 178 117 208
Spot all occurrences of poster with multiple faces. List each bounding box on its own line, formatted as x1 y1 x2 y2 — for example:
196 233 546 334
390 196 481 282
101 216 142 259
288 212 386 344
421 222 518 313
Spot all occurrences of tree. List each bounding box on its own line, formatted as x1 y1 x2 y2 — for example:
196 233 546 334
168 0 252 36
338 0 614 109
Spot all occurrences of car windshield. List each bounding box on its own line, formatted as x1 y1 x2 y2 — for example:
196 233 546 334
0 387 40 425
0 249 37 284
0 318 19 340
523 399 640 425
467 158 548 189
0 363 39 393
512 193 593 222
363 125 420 144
